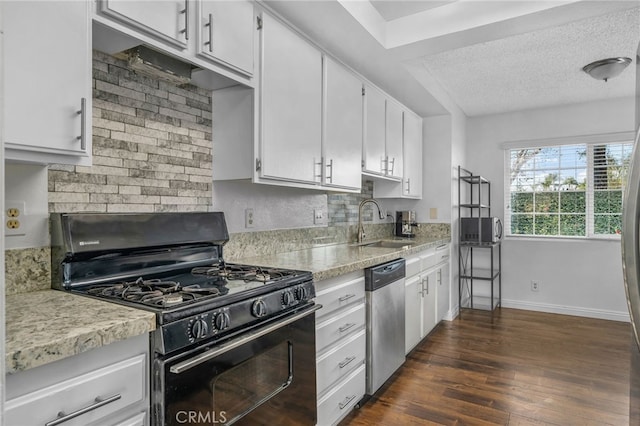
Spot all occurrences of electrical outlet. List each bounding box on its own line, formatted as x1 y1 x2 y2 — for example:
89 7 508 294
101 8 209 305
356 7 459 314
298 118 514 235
531 280 539 292
314 209 323 224
5 200 26 236
245 208 254 228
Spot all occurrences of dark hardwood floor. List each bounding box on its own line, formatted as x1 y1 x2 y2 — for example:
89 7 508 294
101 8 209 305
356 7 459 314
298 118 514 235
341 308 632 425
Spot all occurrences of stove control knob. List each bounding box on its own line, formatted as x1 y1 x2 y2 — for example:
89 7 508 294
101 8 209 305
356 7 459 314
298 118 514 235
190 318 209 340
282 290 294 307
295 286 308 301
252 299 267 318
214 312 230 331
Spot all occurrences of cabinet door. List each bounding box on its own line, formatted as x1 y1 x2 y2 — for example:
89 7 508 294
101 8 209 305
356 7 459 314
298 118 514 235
197 0 254 76
323 57 362 190
3 1 91 164
385 100 404 179
403 111 423 198
98 0 188 48
405 275 423 354
362 85 386 175
259 13 322 184
421 271 437 337
437 262 450 322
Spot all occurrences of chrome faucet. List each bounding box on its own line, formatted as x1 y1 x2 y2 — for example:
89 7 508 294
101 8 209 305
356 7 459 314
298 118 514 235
357 198 386 243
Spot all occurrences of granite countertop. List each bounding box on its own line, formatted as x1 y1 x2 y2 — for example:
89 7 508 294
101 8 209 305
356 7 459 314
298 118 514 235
235 235 451 281
5 235 448 374
5 290 156 374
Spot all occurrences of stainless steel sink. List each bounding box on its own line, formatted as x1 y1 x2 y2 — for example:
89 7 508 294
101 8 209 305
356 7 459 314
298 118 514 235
354 240 416 249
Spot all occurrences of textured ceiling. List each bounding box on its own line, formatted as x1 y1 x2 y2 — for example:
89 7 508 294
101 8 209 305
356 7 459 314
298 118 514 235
421 6 640 116
370 0 457 21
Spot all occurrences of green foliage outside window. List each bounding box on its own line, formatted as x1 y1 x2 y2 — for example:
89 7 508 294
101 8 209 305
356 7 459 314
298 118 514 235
508 142 632 237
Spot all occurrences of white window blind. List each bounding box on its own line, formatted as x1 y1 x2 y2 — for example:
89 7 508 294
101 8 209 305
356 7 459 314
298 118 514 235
504 137 634 238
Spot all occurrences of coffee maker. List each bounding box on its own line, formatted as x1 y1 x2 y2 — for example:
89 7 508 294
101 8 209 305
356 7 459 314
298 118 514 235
395 211 417 238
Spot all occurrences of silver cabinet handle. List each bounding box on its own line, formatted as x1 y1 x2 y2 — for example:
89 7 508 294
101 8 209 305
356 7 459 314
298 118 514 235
180 0 189 40
76 98 86 151
338 294 356 302
338 356 356 369
204 13 213 52
338 322 355 333
315 158 323 181
339 394 357 410
406 178 411 194
388 157 395 175
326 158 333 184
381 157 388 174
45 394 121 426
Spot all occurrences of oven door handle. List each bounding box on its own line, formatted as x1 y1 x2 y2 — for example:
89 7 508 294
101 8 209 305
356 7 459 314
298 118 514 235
169 304 322 374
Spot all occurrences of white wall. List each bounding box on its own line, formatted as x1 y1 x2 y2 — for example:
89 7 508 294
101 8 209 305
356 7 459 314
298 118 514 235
4 163 49 250
212 180 329 234
466 97 635 321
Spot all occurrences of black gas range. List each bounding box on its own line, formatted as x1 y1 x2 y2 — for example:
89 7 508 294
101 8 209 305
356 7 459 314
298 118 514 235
51 212 318 425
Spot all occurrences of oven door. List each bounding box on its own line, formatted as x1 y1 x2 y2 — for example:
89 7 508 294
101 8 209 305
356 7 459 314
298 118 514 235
154 303 320 426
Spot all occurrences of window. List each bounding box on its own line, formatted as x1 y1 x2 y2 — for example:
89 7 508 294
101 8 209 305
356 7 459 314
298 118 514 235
506 139 633 238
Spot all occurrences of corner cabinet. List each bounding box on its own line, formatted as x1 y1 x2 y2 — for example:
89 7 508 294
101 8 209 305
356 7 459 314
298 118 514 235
3 1 92 165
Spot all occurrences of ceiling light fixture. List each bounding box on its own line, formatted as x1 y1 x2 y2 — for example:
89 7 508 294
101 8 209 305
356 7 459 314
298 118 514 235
582 57 632 82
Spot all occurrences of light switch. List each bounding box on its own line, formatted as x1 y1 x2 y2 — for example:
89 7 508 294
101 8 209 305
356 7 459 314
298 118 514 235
429 208 438 220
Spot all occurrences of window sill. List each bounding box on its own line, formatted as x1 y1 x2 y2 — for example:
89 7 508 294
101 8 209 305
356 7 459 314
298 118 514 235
504 234 621 243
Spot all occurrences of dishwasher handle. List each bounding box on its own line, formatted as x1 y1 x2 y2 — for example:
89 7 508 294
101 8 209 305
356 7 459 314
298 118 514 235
365 258 406 291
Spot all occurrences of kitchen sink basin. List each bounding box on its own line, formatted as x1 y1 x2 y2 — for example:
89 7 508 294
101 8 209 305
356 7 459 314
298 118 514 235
355 240 416 249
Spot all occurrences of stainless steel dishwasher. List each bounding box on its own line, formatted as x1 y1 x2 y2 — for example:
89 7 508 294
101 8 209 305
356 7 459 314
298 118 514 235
364 258 406 396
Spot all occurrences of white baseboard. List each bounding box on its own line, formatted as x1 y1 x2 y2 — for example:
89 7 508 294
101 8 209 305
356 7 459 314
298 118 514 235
443 305 458 321
501 299 630 322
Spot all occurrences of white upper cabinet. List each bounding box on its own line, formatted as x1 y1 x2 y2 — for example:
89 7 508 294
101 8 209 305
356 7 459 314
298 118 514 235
259 13 322 185
3 1 92 165
98 0 189 48
385 100 404 180
362 85 386 176
362 85 405 181
197 0 254 76
403 111 423 198
322 56 363 191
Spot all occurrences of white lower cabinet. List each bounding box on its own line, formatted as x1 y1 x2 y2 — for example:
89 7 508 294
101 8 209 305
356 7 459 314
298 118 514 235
404 244 451 354
5 334 149 426
315 271 366 426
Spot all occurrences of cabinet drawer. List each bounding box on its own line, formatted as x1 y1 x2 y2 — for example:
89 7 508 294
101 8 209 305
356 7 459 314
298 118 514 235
5 354 146 426
316 303 365 353
405 254 421 277
317 364 365 426
435 244 451 265
317 329 366 396
316 276 365 320
421 249 438 270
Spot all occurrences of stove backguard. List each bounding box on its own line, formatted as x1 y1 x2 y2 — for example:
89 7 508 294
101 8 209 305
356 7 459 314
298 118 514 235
51 212 229 290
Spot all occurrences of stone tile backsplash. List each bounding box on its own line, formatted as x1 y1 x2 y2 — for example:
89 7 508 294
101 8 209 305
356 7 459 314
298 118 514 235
48 50 213 214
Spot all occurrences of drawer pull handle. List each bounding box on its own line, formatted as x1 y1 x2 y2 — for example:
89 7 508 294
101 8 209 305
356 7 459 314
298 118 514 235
338 294 356 302
339 394 357 410
45 394 121 426
339 323 356 333
339 356 356 369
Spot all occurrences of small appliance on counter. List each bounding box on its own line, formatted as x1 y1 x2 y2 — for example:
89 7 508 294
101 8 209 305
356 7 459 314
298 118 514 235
395 211 417 238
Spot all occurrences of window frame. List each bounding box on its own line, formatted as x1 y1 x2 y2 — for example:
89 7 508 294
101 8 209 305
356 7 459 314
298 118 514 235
503 132 635 240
